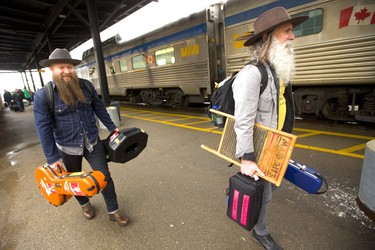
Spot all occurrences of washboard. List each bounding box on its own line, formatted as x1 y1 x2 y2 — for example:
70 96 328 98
201 109 297 186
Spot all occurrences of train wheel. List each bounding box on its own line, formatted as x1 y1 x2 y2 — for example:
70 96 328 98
147 94 154 105
321 98 355 122
140 91 152 105
180 95 189 107
129 96 142 103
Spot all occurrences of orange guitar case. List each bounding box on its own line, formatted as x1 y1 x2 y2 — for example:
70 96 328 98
35 165 107 206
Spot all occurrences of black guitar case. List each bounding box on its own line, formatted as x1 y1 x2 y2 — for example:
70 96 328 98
102 127 148 163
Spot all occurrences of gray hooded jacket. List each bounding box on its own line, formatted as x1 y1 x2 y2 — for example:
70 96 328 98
232 63 294 161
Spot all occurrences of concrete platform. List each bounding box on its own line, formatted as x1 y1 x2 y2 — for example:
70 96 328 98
0 105 374 250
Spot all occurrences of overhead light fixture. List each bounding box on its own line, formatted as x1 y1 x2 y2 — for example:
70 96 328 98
59 14 67 18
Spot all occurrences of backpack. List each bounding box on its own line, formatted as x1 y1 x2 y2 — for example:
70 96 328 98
44 78 93 123
207 61 268 126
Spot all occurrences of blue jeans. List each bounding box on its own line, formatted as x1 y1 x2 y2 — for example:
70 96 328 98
59 141 119 213
17 100 24 111
253 181 274 235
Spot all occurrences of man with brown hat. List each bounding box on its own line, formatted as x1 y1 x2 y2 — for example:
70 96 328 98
232 7 309 250
34 48 129 226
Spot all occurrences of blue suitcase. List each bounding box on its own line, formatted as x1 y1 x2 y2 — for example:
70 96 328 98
284 159 328 194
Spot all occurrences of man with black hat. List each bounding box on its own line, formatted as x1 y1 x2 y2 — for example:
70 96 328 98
232 7 309 250
34 48 129 226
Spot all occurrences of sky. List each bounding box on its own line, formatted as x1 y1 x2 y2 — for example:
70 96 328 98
0 0 221 99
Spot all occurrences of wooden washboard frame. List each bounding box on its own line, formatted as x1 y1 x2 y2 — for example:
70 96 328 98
201 109 297 186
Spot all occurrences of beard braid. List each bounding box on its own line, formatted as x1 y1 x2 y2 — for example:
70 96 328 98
53 72 86 107
268 37 295 85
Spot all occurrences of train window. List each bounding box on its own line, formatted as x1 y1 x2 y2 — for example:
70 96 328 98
292 9 323 37
132 55 147 70
119 59 128 72
155 47 175 66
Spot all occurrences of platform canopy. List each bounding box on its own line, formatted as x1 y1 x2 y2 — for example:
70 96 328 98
0 0 156 72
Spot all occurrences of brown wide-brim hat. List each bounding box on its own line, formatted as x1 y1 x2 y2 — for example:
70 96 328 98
244 7 309 46
39 48 82 67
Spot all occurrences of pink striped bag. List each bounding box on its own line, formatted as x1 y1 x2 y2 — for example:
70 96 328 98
227 172 264 230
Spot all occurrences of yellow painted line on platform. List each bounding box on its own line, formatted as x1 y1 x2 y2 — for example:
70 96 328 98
124 109 150 114
294 128 374 140
296 131 321 138
123 107 208 120
141 115 174 120
295 144 364 159
134 113 168 118
165 117 194 122
184 120 212 126
120 107 373 159
340 143 367 153
121 113 222 134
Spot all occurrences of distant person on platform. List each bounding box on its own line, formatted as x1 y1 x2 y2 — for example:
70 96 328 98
33 48 129 226
15 89 25 112
23 87 32 104
3 90 13 108
232 7 309 250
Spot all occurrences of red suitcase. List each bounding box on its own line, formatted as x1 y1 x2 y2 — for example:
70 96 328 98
35 164 107 206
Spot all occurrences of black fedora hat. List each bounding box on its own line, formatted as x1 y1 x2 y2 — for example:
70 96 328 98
244 7 309 46
39 48 82 67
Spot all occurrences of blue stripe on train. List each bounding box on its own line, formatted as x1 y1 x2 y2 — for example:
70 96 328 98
78 0 317 67
225 0 318 26
105 24 206 62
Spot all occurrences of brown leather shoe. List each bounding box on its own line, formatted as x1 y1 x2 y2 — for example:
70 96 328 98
82 203 95 220
109 212 129 226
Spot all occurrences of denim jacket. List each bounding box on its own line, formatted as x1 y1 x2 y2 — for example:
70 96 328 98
232 63 295 161
34 79 116 164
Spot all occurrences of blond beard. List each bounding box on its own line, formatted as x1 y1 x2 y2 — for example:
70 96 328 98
268 38 295 85
53 72 86 107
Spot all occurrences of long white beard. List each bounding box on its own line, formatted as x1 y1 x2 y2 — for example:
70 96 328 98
268 38 295 85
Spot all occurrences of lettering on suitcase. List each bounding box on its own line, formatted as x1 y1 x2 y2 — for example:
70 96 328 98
69 182 84 196
232 190 239 220
241 195 250 226
39 178 57 196
227 172 264 231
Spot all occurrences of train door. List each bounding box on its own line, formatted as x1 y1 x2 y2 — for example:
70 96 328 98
206 3 225 95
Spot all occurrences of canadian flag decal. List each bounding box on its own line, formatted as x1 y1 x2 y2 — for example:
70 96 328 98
339 5 375 28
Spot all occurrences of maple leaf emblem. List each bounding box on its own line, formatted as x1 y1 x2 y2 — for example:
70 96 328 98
354 7 371 24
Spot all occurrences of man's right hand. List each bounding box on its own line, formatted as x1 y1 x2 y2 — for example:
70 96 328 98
240 159 265 180
50 160 63 172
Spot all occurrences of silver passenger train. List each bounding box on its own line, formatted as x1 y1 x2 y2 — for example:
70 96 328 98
76 0 375 123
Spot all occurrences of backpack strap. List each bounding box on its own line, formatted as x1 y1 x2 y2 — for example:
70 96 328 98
44 81 55 122
246 60 269 96
80 78 93 96
255 63 268 96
